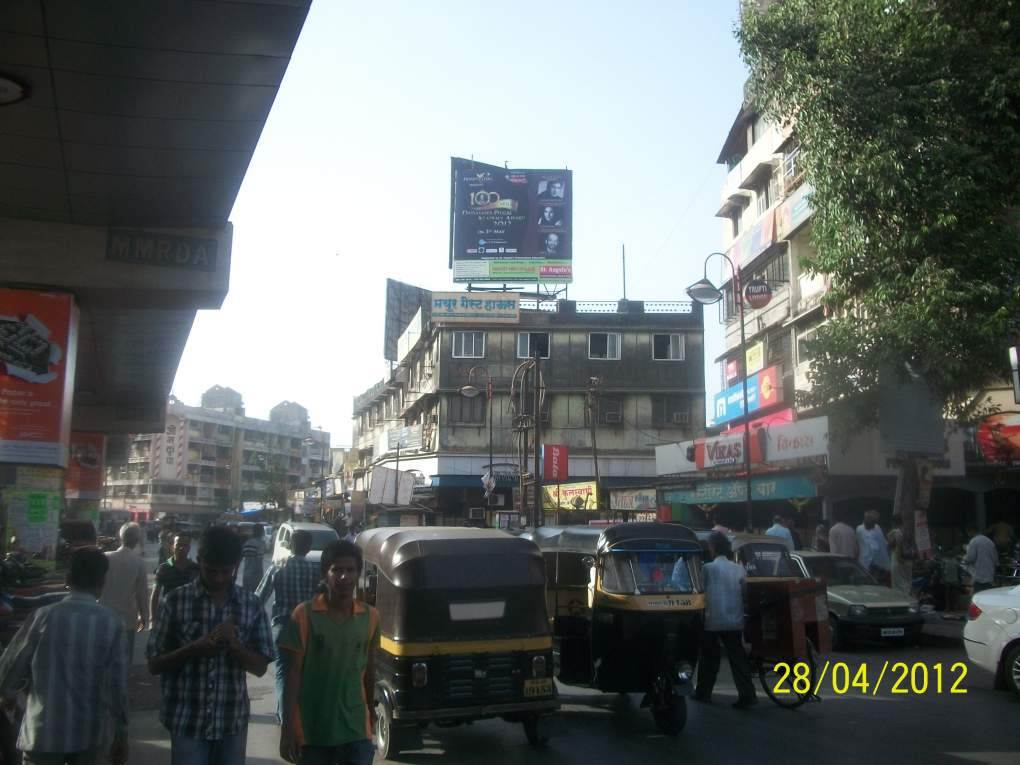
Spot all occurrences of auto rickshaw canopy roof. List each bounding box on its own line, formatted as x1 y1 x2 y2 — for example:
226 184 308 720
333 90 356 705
357 526 544 585
535 523 701 556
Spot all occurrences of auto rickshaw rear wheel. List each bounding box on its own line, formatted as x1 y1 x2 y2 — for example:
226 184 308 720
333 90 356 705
523 714 551 746
374 697 416 759
651 693 687 735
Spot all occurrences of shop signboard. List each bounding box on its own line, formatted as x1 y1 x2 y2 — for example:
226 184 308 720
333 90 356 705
543 444 568 482
662 472 817 505
610 488 657 512
65 431 106 500
430 292 520 324
450 158 573 283
0 289 79 466
745 342 765 376
758 417 828 464
712 366 782 426
387 425 423 451
543 480 597 511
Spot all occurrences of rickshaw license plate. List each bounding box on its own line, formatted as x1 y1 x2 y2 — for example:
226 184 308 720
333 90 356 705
523 678 554 697
881 627 904 637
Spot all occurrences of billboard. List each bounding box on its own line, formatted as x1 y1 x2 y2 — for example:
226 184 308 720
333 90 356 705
712 365 782 426
450 157 573 283
0 289 79 466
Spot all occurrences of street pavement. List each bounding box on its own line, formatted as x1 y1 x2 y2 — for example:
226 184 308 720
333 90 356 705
125 547 1019 765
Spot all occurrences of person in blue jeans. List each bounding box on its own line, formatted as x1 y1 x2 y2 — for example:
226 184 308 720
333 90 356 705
256 530 320 722
148 526 274 765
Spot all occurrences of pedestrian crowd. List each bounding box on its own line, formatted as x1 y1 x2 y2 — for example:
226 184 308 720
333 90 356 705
0 521 376 765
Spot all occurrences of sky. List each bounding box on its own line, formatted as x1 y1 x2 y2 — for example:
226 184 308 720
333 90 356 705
170 1 749 446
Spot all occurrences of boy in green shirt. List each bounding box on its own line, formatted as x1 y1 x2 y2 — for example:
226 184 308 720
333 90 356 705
279 540 379 765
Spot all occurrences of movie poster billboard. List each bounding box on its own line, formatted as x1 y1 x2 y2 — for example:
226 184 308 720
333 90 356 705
0 289 79 467
450 157 573 283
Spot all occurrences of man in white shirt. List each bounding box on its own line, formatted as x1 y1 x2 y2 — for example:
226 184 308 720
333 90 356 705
829 517 858 558
964 526 999 592
694 532 757 709
856 511 891 583
765 515 794 550
100 522 149 665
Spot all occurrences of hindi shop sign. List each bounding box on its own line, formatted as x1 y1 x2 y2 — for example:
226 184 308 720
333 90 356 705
431 292 520 324
662 472 818 505
544 481 597 511
712 366 782 426
610 488 657 512
450 158 573 284
759 417 828 464
0 289 79 467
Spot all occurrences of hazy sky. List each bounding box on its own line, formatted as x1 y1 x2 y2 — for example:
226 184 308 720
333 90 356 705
171 1 748 445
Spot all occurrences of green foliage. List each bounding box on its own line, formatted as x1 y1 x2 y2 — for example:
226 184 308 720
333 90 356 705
739 0 1020 428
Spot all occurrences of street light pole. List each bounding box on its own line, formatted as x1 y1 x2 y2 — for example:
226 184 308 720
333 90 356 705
460 367 495 511
687 252 755 533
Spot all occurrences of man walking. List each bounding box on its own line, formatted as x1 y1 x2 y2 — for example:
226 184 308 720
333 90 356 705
0 548 129 765
765 515 794 550
101 522 149 665
829 515 858 558
694 532 757 710
256 530 320 722
148 526 274 765
964 525 998 593
279 540 379 765
149 531 200 622
857 511 891 584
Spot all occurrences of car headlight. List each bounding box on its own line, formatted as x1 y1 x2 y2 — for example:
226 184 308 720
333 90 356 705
848 605 867 618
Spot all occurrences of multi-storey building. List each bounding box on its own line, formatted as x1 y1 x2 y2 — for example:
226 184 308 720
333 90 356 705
103 388 330 521
352 297 705 527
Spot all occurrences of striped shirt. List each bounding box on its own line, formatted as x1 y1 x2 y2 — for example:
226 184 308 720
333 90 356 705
146 579 273 740
0 592 128 753
256 555 320 625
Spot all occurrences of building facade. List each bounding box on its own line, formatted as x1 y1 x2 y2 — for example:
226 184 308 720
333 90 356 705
103 389 330 521
352 298 706 527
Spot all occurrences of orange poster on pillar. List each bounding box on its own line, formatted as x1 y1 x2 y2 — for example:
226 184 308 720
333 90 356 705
0 289 79 467
66 432 106 499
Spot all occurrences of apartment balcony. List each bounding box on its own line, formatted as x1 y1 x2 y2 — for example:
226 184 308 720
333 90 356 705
720 124 785 201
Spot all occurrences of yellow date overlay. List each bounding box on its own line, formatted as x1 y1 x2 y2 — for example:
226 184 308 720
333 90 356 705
772 661 969 696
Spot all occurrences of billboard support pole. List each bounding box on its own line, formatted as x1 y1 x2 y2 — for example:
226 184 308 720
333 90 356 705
533 350 543 528
393 443 400 505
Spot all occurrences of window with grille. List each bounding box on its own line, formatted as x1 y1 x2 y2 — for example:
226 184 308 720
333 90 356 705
652 395 691 427
452 331 485 359
652 334 686 361
587 395 624 426
753 253 789 286
589 333 621 360
767 331 793 367
517 332 550 359
448 394 485 424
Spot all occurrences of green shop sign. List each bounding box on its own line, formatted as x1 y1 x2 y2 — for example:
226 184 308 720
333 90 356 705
662 472 817 505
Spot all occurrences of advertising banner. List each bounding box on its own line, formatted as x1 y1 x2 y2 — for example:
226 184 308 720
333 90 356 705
662 472 817 505
450 158 573 283
543 481 597 511
543 444 568 482
65 432 106 500
431 293 520 324
745 342 765 376
776 182 814 239
0 289 79 466
610 488 657 512
712 365 782 426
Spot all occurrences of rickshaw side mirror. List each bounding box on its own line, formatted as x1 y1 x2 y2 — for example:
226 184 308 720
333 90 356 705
582 556 595 570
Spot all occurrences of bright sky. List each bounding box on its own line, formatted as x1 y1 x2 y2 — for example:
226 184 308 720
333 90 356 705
171 1 748 446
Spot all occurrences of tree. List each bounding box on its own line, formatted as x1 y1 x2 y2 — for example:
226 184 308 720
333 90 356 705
738 0 1020 541
261 455 291 518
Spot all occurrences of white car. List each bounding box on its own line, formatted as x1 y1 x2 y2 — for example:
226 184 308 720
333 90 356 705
963 584 1020 696
271 521 340 567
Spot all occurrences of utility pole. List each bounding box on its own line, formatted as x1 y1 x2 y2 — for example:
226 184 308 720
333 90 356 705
587 377 603 515
533 349 543 528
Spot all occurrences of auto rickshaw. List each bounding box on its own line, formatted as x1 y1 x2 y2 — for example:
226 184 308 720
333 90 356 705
356 527 558 758
532 522 704 734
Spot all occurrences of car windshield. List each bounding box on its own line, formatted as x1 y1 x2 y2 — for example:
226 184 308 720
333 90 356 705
308 530 339 549
737 543 798 577
804 556 877 586
601 551 699 595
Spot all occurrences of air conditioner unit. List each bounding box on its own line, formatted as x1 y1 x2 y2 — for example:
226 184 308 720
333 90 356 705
468 508 486 520
671 411 690 426
604 412 622 424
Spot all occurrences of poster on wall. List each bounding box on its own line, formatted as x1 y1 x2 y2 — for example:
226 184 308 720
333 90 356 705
65 432 106 500
6 490 60 555
450 157 573 283
0 289 79 467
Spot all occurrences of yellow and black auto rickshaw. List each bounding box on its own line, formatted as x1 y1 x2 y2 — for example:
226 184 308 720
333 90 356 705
531 522 704 734
356 527 559 757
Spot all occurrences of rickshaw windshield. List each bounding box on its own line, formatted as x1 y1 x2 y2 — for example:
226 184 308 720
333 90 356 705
738 543 798 577
601 550 698 595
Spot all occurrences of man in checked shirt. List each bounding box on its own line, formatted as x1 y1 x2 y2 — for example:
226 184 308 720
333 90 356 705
147 525 274 765
256 530 320 723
